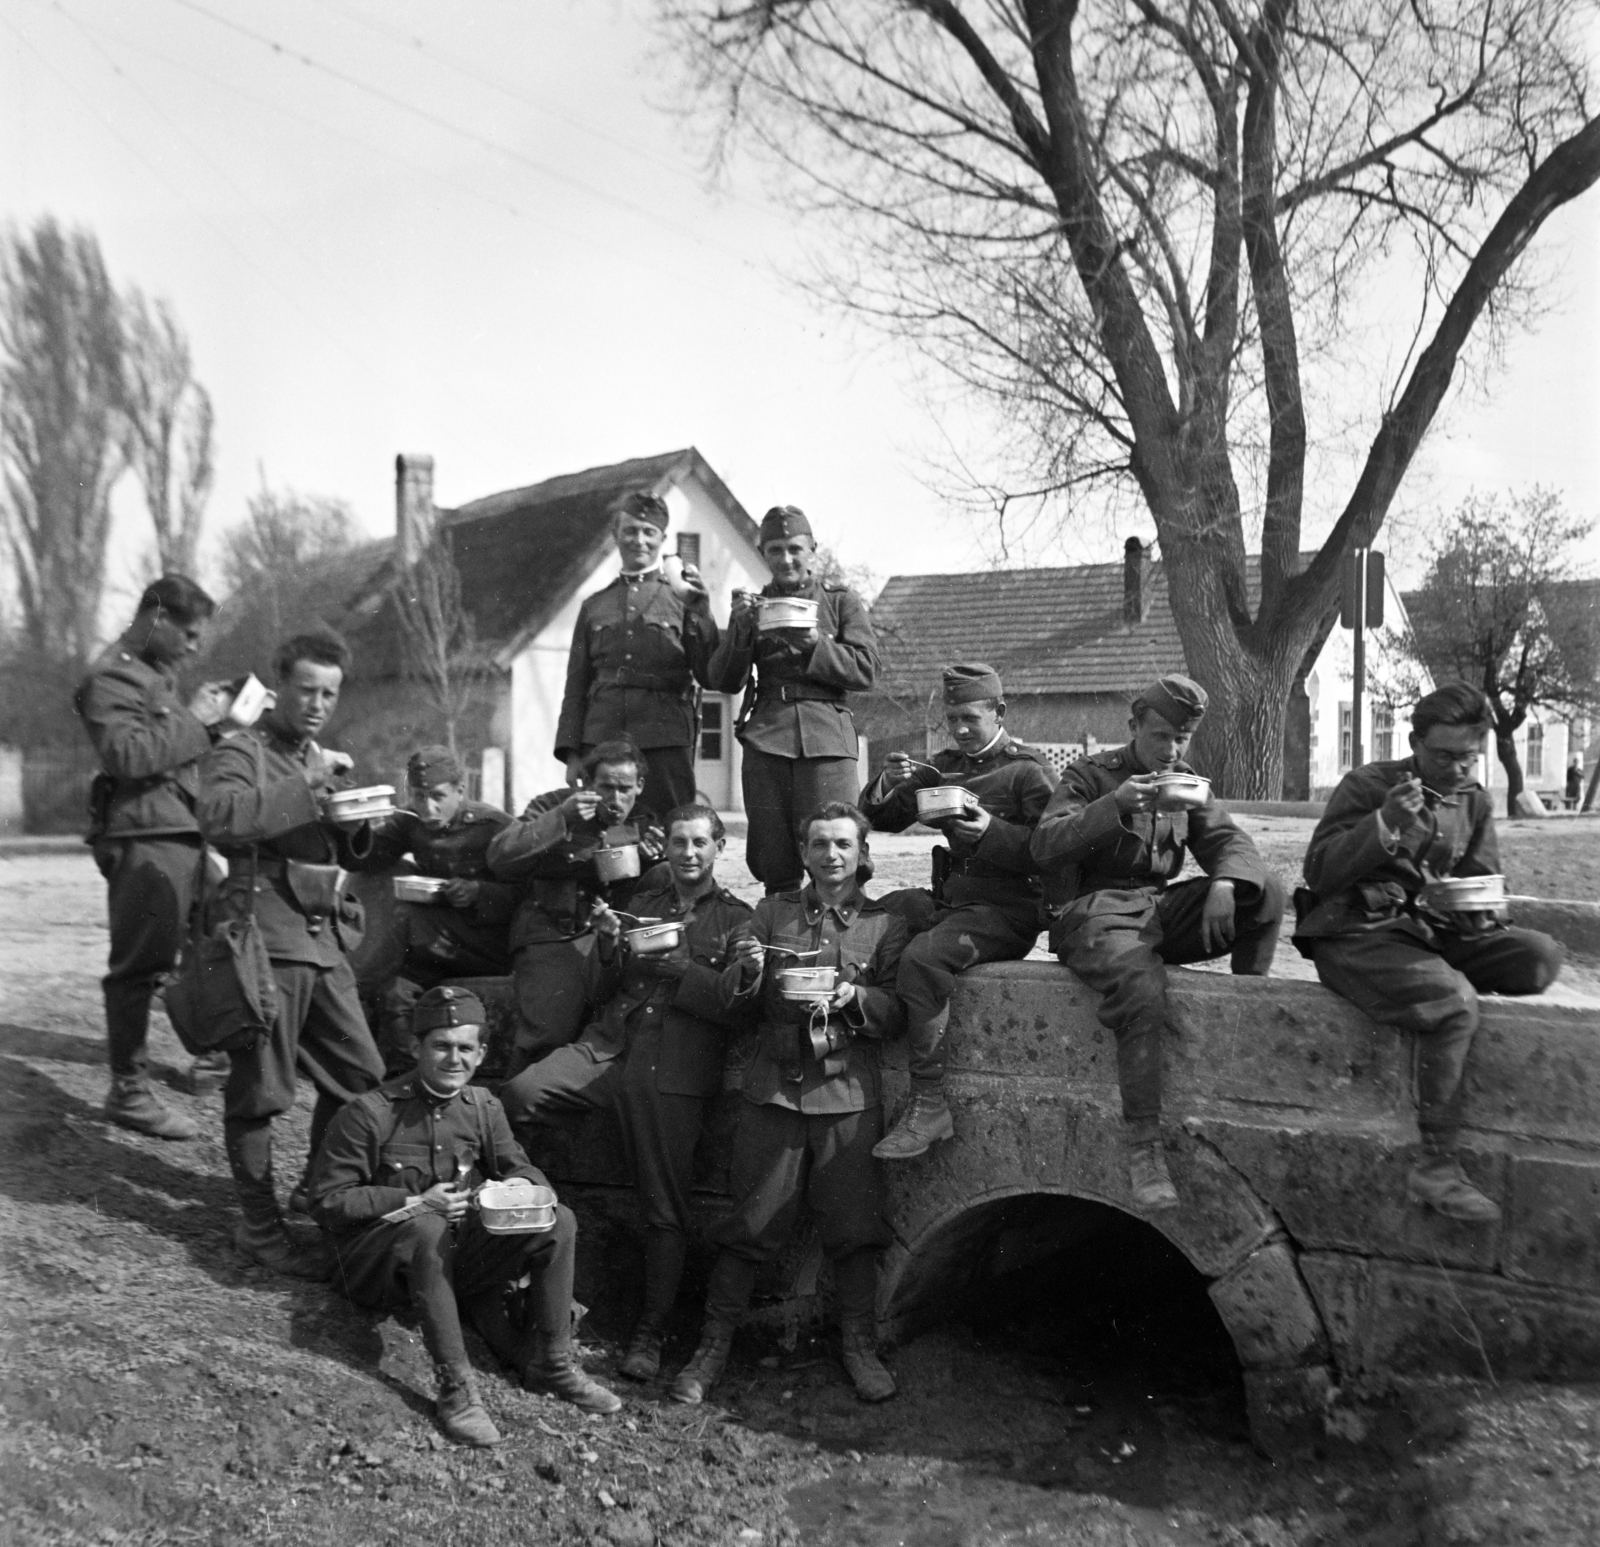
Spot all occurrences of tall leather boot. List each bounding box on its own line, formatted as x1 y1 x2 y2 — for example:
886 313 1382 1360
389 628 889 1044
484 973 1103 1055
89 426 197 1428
1408 1131 1501 1222
835 1249 895 1402
523 1323 623 1414
671 1254 757 1405
622 1229 687 1381
435 1363 500 1447
225 1117 327 1280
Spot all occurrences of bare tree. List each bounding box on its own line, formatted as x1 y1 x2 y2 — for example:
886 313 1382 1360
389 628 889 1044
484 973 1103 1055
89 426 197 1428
1401 489 1599 815
0 217 127 665
218 484 357 643
121 288 214 577
392 529 478 755
660 0 1600 795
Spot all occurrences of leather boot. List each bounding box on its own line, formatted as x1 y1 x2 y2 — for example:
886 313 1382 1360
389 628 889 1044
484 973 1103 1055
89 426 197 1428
872 1086 954 1160
620 1326 663 1382
1127 1136 1179 1212
622 1229 688 1380
1408 1146 1501 1223
233 1209 329 1280
840 1317 896 1402
670 1253 757 1405
179 1051 231 1096
523 1329 622 1414
436 1364 500 1447
104 1077 199 1141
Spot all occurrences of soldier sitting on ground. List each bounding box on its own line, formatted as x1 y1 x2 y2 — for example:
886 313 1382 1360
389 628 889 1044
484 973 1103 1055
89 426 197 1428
1294 681 1564 1222
501 803 755 1383
859 662 1057 1159
350 744 516 1071
1030 675 1284 1213
487 737 665 1077
310 986 620 1447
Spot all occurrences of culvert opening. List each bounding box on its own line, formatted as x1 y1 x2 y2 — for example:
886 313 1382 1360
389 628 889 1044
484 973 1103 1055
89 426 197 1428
892 1192 1250 1456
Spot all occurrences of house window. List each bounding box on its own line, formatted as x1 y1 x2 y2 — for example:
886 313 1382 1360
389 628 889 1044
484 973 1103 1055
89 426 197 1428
699 699 723 761
1339 702 1353 770
1373 703 1394 762
677 533 701 569
1527 721 1544 780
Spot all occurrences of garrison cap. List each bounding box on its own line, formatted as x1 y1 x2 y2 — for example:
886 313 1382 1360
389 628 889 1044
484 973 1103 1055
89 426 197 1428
1136 674 1208 732
618 490 670 530
412 985 486 1036
407 744 465 788
759 505 813 544
942 662 1003 705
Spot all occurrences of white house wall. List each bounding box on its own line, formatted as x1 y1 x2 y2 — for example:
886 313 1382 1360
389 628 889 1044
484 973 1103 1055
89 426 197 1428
506 471 769 813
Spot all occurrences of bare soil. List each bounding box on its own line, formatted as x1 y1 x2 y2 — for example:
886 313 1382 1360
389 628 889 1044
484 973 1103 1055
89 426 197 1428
3 823 1599 1546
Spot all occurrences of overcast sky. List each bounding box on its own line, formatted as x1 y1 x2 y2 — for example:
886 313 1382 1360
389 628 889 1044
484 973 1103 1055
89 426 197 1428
3 0 1596 622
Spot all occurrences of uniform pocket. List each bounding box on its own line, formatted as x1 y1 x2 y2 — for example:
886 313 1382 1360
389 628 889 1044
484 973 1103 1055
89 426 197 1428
376 1142 438 1195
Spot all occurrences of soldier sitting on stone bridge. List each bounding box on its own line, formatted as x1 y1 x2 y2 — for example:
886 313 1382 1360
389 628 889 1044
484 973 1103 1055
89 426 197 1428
1030 675 1285 1214
1294 681 1564 1223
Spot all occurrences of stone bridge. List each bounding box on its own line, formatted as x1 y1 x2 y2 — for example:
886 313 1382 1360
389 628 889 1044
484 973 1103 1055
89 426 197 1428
475 955 1600 1442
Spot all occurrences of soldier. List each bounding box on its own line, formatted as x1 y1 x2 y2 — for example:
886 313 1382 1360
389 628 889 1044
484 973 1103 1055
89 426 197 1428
310 986 620 1447
352 744 517 1070
555 490 718 818
706 505 879 893
1295 681 1563 1221
671 803 907 1408
501 804 754 1382
487 737 665 1075
198 628 386 1277
860 662 1057 1158
75 574 235 1140
1030 676 1284 1213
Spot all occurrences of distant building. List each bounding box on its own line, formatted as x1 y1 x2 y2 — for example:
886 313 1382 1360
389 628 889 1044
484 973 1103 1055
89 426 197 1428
863 539 1420 799
203 448 769 811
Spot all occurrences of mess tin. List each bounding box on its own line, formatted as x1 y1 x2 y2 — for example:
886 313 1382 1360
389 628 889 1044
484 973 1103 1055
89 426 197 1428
625 919 684 955
593 843 641 883
1420 874 1508 914
226 673 274 728
1152 772 1211 812
758 596 819 633
393 875 450 904
777 965 839 1003
326 785 397 823
476 1178 558 1235
916 785 977 823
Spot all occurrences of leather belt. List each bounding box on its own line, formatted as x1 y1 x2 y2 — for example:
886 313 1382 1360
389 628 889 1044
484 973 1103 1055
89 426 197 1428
756 681 846 704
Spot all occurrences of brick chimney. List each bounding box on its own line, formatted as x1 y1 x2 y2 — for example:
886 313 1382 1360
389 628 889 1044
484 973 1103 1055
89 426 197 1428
1123 536 1149 624
395 453 435 567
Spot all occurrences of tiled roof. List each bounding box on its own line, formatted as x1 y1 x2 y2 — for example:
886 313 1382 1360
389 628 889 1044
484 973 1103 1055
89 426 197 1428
203 447 754 680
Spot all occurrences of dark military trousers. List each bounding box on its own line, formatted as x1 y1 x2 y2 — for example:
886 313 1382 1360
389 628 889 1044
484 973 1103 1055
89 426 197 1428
1054 874 1286 1138
740 749 859 893
709 1100 890 1264
509 935 598 1075
223 957 386 1215
618 743 697 827
502 1037 709 1333
94 835 202 1080
357 899 511 994
329 1204 578 1370
1311 923 1563 1142
881 888 1041 1087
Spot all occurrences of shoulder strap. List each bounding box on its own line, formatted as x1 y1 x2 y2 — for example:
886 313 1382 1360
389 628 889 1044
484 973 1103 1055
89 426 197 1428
471 1086 497 1180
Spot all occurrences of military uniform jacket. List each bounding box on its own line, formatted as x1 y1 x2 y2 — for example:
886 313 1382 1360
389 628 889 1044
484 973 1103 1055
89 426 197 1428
859 734 1057 908
720 886 907 1114
1030 746 1269 916
487 787 666 951
198 720 372 967
706 581 878 760
356 800 519 927
308 1075 544 1239
555 569 720 758
74 638 215 840
578 871 755 1098
1295 756 1500 942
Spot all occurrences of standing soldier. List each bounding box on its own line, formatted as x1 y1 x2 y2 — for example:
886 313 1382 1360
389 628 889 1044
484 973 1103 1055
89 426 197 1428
707 506 879 894
501 803 754 1382
860 663 1057 1158
198 628 386 1277
1295 682 1563 1221
1030 676 1284 1213
488 738 665 1074
352 744 517 1069
75 574 233 1140
555 490 718 819
671 803 907 1408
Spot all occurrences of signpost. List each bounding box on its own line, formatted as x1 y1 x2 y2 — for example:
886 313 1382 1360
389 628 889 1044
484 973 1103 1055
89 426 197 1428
1340 548 1385 769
